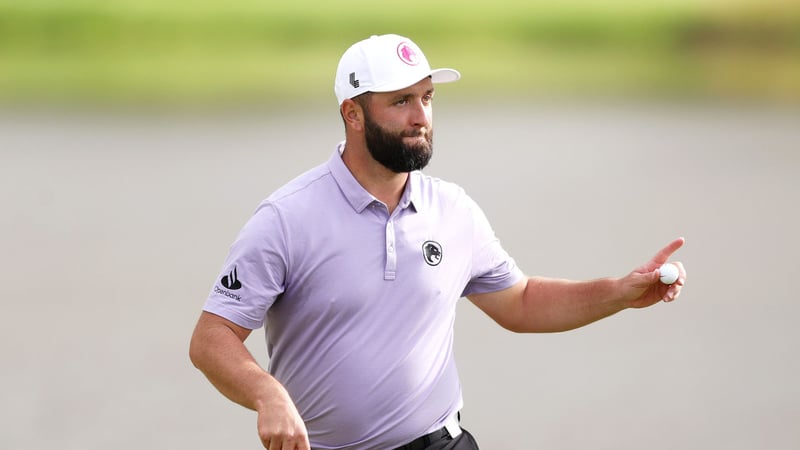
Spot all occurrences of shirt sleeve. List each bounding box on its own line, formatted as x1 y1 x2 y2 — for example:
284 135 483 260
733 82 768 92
461 196 524 297
202 202 287 330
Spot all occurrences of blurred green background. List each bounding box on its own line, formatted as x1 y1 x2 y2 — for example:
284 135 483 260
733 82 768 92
1 0 798 107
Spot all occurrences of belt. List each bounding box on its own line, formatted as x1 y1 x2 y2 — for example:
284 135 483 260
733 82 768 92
394 413 462 450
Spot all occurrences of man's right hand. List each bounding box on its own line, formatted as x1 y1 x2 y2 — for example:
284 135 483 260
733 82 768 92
189 312 311 450
256 393 310 450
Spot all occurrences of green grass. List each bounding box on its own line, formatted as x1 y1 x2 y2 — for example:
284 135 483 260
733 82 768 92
1 0 798 106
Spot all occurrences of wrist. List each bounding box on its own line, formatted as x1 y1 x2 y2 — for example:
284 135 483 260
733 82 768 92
253 376 291 414
607 276 632 310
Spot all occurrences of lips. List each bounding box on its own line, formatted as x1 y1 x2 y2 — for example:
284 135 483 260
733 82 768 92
402 129 428 138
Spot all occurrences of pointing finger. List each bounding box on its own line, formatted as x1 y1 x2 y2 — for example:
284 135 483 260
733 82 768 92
652 237 685 265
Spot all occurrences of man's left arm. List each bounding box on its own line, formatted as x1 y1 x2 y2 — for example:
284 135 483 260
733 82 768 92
468 238 686 333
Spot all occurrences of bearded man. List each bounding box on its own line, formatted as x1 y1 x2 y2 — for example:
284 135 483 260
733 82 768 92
190 34 687 450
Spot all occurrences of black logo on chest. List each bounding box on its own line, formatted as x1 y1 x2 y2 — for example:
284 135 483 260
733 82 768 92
422 241 442 266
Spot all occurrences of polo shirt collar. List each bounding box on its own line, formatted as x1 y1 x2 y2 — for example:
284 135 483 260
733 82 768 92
403 172 422 213
328 142 421 214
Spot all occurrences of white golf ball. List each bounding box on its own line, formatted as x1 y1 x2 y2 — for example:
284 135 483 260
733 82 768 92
659 263 679 285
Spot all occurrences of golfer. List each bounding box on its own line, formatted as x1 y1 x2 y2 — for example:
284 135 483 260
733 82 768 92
190 34 687 450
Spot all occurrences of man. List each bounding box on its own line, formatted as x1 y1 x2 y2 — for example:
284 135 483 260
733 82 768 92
189 34 686 450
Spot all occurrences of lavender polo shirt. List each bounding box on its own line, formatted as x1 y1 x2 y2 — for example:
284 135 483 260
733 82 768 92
204 144 523 450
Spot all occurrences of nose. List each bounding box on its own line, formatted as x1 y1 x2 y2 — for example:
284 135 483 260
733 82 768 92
410 98 431 129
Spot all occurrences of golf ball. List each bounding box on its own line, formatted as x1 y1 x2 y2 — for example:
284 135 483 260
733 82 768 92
659 263 679 285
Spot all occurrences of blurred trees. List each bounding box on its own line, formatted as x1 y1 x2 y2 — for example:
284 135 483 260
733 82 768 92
0 0 797 106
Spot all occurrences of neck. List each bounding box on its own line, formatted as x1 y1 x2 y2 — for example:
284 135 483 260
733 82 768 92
341 142 408 214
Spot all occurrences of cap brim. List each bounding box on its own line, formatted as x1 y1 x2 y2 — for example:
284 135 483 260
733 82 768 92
431 68 461 84
369 68 462 95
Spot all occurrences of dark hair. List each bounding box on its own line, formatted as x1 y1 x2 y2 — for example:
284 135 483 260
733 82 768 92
353 92 372 111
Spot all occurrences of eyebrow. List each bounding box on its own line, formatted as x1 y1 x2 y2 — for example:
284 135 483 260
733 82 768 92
393 88 435 102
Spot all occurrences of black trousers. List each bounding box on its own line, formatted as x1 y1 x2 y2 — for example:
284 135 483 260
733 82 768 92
393 427 479 450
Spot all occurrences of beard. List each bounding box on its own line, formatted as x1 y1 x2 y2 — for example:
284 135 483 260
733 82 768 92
363 113 433 173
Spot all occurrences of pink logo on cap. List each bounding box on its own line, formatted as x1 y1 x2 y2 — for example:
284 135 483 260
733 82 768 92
397 42 420 66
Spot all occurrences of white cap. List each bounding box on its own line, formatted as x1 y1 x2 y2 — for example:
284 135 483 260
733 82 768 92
334 34 461 105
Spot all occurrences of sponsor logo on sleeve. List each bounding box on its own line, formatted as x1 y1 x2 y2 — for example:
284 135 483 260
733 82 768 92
214 266 242 301
221 266 242 290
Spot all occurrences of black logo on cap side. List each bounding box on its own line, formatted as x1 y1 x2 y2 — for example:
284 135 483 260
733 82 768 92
349 72 359 88
221 266 242 290
422 241 442 266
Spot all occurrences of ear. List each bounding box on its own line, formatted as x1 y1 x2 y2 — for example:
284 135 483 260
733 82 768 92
340 99 365 132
